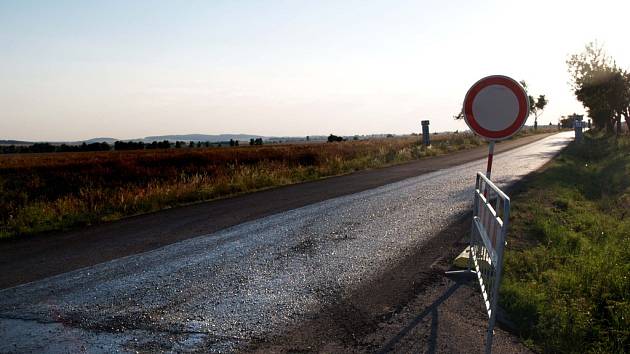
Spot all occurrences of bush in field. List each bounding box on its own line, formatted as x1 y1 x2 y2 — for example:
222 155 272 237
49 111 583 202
327 134 344 142
250 138 263 146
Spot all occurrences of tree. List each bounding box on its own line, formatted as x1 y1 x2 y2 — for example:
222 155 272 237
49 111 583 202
560 115 574 128
327 134 344 142
114 141 144 151
533 95 548 130
519 81 548 130
608 70 630 133
29 143 55 153
567 42 630 133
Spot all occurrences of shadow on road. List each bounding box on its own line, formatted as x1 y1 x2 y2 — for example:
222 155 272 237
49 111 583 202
378 273 475 354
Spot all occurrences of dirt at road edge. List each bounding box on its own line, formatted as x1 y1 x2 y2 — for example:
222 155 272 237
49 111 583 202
245 212 532 354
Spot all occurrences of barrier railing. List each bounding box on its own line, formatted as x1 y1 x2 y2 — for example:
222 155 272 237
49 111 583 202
447 172 510 354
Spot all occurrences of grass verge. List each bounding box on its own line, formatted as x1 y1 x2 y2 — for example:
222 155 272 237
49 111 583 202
500 131 630 353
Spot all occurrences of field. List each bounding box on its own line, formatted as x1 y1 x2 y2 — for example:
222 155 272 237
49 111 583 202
0 128 556 239
500 131 629 353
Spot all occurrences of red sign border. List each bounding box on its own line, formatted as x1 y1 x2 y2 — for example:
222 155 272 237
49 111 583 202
463 75 529 140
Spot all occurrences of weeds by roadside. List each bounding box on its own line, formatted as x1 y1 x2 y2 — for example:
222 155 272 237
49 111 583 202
500 131 630 353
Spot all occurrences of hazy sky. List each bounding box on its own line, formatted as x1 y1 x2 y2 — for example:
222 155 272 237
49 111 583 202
1 0 629 141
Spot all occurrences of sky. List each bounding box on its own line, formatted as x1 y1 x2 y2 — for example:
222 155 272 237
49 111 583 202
1 0 630 141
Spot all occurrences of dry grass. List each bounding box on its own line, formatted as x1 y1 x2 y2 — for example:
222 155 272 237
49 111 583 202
0 128 554 238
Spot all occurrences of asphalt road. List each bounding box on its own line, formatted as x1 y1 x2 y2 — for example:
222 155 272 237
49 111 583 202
0 132 555 289
0 132 573 353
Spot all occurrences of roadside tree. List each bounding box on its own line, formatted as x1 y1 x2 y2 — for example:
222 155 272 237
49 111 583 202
519 81 548 130
567 42 630 133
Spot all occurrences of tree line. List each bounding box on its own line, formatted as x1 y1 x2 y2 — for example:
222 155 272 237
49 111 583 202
0 142 111 154
0 139 250 154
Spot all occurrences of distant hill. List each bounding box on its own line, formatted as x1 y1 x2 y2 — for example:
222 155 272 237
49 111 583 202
1 134 268 146
0 140 33 145
82 137 119 144
141 134 264 143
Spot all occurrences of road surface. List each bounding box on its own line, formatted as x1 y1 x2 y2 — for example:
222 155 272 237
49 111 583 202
0 132 573 353
0 132 554 289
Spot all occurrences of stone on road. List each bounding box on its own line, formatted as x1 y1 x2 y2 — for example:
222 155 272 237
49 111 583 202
0 132 573 353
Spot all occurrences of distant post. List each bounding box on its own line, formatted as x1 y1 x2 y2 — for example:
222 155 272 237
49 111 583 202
570 113 584 142
421 120 430 146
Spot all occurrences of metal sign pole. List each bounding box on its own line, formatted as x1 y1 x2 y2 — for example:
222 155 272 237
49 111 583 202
483 141 496 198
486 141 495 179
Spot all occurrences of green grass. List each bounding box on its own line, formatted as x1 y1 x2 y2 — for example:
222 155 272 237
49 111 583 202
500 131 630 353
